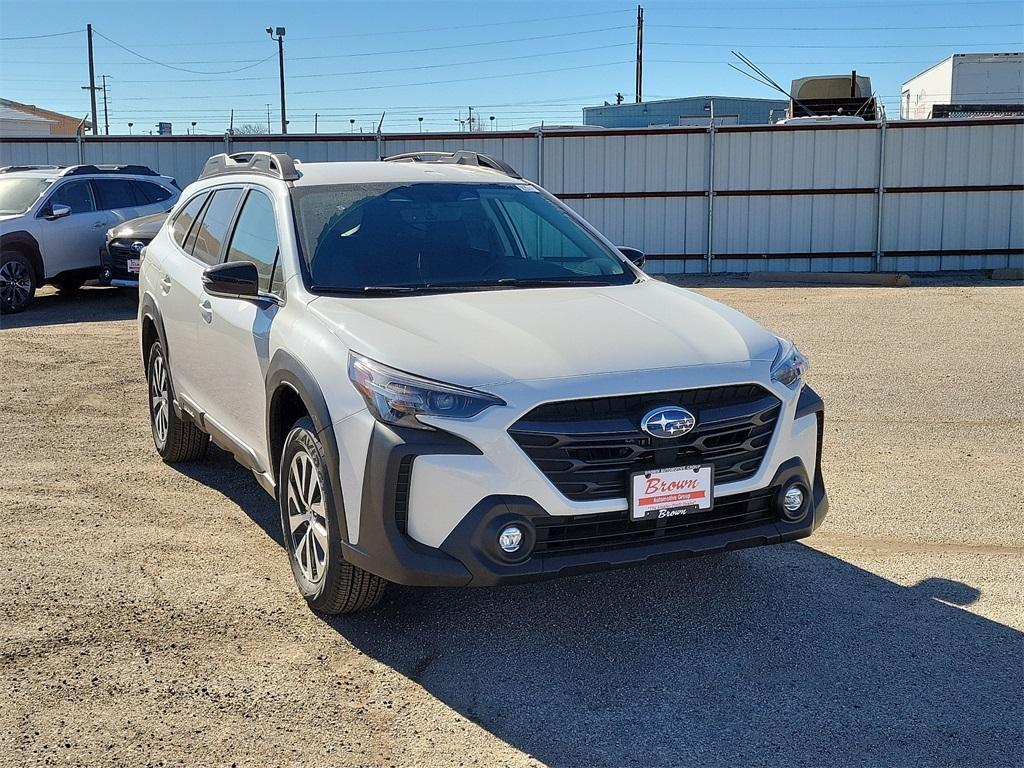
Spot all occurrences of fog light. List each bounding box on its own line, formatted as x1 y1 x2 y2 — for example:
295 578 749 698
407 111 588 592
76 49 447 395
783 485 805 515
498 525 523 553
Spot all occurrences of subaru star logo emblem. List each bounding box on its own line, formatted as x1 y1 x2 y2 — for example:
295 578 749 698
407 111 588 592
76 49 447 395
130 241 145 253
641 406 696 439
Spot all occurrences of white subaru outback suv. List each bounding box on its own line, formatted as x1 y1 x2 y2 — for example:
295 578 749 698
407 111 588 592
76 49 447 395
139 150 826 614
0 164 179 312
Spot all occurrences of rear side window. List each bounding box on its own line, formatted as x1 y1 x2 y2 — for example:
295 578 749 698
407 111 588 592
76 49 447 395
190 188 243 265
171 193 209 248
94 179 137 211
225 189 280 294
48 181 95 214
132 181 172 205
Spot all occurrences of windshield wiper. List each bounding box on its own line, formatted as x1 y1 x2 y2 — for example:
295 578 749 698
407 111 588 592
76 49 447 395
494 277 608 288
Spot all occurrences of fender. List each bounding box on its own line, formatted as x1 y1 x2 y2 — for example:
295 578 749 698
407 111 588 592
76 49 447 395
138 292 170 372
266 349 349 542
0 230 44 282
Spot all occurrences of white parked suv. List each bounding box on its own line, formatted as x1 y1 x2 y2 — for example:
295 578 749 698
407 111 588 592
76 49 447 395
139 151 827 614
0 164 179 312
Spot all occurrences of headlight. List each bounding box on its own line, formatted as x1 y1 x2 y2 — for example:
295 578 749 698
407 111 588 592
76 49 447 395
348 353 505 430
771 338 809 389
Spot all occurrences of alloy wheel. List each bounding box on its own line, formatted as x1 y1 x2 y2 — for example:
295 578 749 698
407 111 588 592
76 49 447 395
0 259 32 310
286 451 329 583
149 352 170 448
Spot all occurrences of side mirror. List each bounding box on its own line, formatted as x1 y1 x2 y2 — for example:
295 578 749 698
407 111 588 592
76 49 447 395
618 246 646 269
46 204 72 220
202 261 259 299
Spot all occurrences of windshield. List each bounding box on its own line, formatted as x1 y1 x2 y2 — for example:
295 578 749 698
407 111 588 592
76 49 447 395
0 178 52 215
292 182 636 293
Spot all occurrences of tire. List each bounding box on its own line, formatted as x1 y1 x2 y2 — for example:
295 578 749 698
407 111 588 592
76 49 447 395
0 250 37 314
53 276 85 294
146 340 209 463
279 417 386 614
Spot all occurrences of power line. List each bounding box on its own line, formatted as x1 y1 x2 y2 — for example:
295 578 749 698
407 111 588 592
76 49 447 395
125 9 635 47
653 22 1023 31
648 40 1024 49
0 28 83 41
112 60 635 101
91 29 277 74
4 24 634 66
103 43 635 85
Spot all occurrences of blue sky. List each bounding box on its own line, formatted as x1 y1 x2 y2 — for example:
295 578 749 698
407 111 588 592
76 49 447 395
1 0 1021 134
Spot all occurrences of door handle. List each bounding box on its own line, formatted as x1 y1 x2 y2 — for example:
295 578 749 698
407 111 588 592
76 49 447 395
159 276 172 294
199 299 213 323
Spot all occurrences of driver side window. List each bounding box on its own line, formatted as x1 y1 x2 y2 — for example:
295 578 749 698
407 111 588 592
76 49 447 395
225 189 283 296
47 181 96 215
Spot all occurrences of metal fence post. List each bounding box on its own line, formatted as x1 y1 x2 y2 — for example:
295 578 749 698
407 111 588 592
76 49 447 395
705 122 717 273
873 119 887 271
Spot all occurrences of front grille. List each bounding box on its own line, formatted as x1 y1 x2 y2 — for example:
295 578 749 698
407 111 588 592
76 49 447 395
508 384 780 502
533 487 777 555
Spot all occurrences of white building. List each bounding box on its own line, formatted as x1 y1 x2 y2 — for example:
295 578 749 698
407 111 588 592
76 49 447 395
901 52 1024 119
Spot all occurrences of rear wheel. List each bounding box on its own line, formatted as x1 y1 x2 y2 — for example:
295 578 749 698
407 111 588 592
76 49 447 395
0 251 36 314
146 340 209 462
280 417 386 614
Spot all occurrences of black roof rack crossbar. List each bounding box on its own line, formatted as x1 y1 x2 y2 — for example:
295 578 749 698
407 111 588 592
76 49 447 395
199 151 299 182
383 150 522 179
64 164 160 177
0 164 65 174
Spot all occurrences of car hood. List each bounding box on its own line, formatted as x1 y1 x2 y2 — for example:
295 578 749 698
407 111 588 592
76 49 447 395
0 213 27 227
309 279 781 388
110 212 167 240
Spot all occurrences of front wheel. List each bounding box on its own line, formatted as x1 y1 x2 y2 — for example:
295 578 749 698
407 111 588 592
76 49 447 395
279 417 386 614
0 251 36 314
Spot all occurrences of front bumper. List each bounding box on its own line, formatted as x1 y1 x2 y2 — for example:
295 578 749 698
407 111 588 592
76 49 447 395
339 386 828 587
99 244 140 288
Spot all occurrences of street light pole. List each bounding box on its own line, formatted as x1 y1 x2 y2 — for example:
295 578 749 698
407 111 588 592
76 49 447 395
266 26 287 134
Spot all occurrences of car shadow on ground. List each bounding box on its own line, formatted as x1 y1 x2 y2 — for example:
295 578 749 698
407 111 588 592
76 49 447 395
0 285 137 329
184 447 1023 768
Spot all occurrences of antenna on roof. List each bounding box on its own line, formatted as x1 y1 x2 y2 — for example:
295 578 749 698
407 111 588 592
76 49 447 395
730 51 814 119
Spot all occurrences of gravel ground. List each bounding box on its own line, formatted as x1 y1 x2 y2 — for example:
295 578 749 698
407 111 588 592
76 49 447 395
0 278 1021 768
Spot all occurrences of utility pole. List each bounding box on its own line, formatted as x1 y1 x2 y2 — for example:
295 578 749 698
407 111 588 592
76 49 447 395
85 25 99 134
266 27 287 134
99 74 110 135
266 103 272 134
635 5 644 104
468 106 475 131
314 112 319 134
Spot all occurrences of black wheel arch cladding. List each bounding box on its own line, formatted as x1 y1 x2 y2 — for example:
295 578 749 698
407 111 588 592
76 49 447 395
266 349 350 542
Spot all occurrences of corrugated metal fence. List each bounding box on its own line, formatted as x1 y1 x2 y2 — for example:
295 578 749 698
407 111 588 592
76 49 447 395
3 118 1021 273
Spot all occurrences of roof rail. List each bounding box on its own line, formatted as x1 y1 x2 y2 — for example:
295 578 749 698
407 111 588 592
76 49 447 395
0 164 65 174
63 164 160 177
199 151 299 182
383 150 522 179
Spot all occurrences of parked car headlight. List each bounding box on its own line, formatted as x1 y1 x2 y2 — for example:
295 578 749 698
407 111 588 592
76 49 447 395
348 353 505 430
771 338 809 388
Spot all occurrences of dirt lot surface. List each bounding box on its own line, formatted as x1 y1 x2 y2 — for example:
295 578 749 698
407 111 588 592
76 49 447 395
1 278 1021 768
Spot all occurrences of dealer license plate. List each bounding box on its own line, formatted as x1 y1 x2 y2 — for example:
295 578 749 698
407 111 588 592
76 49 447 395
630 465 714 521
127 258 141 274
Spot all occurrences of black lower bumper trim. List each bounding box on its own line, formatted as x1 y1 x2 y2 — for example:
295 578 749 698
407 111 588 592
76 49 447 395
343 414 828 587
439 456 827 586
